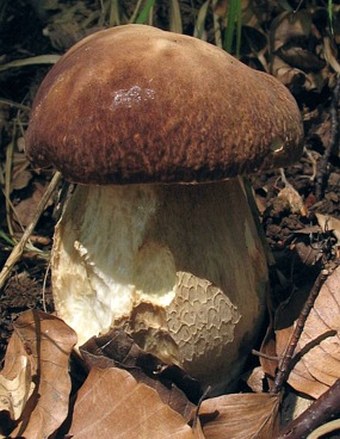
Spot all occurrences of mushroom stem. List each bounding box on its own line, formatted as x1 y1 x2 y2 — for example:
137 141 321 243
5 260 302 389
52 177 268 392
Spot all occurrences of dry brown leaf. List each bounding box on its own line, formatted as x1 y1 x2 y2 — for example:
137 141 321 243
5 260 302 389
0 354 34 420
80 328 201 420
277 45 325 73
246 366 266 393
69 367 196 439
270 53 326 93
316 213 340 244
276 267 340 398
13 182 48 228
278 186 307 215
11 151 32 192
12 169 32 192
0 310 77 438
270 10 312 52
200 392 280 439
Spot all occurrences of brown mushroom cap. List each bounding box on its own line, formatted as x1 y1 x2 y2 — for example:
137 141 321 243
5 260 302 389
25 24 303 185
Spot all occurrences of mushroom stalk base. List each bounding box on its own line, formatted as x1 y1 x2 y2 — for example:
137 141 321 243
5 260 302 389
52 178 268 392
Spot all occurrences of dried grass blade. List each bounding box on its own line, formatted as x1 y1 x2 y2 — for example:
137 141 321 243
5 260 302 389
0 55 61 72
194 0 210 39
169 0 183 33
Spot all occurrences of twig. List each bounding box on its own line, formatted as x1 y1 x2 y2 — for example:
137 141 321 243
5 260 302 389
0 171 62 290
303 147 318 181
276 379 340 439
308 418 340 439
279 168 293 189
315 75 340 200
270 269 329 395
42 259 51 313
252 349 278 362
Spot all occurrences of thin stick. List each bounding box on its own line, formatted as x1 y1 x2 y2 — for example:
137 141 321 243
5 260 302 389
276 379 340 439
42 259 51 313
0 171 62 290
270 269 329 395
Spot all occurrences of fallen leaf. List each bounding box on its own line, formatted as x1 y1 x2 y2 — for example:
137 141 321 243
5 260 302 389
278 46 325 72
69 367 196 439
0 310 77 438
0 354 34 420
316 213 340 244
271 54 326 93
276 267 340 398
11 150 32 191
270 10 312 52
14 182 50 228
80 329 201 420
200 392 280 439
246 366 267 393
277 186 307 215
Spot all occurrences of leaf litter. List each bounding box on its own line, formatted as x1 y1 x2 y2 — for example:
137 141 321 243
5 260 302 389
0 310 77 438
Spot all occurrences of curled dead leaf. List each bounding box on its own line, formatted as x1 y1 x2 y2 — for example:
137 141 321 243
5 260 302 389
0 310 77 438
316 213 340 244
0 354 34 421
270 48 327 93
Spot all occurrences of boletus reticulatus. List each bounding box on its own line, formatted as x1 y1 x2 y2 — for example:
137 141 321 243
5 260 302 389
25 24 303 393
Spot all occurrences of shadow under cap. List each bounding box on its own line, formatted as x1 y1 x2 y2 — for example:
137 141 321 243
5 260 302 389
25 24 304 185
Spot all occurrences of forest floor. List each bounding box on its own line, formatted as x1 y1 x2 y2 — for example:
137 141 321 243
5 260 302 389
0 1 339 438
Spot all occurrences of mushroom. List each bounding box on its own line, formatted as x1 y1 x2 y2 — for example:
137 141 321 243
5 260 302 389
25 24 303 392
